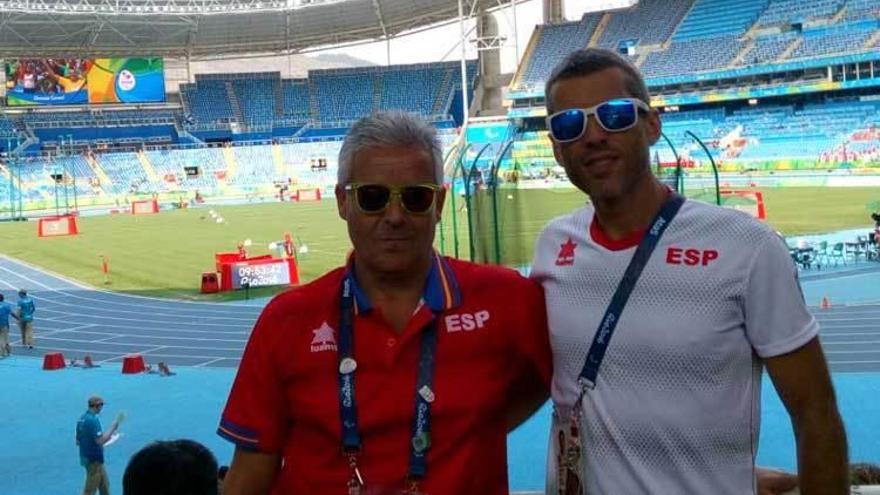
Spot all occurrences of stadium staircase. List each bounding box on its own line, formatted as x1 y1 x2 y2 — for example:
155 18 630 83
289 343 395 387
222 146 239 182
274 81 285 119
136 151 160 183
372 73 384 113
308 79 320 122
588 13 612 47
432 70 455 115
729 40 757 67
832 3 848 22
85 154 112 193
509 26 542 89
777 36 804 61
225 82 245 123
271 143 286 176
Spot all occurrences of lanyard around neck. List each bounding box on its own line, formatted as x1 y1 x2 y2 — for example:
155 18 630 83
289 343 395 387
578 193 685 390
338 276 439 482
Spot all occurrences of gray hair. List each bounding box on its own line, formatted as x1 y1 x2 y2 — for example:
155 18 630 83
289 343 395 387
337 111 444 184
545 48 651 113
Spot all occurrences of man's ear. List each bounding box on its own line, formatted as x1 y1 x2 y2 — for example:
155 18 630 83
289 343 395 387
644 108 662 147
434 186 447 221
335 184 348 221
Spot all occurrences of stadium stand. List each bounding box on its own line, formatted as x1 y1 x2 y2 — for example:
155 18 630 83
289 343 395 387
756 0 846 26
791 23 877 60
846 0 880 21
596 0 694 48
642 35 743 77
672 0 769 41
518 15 599 89
280 79 311 123
98 152 153 195
181 79 236 124
312 71 376 123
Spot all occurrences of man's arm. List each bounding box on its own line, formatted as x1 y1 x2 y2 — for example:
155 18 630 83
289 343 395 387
506 372 550 432
97 420 119 445
765 337 848 495
222 447 281 495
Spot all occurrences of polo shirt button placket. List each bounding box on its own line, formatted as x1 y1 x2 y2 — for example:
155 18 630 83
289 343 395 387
386 337 397 348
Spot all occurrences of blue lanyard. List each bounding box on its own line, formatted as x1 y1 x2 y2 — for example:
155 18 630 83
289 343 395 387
578 194 684 390
338 276 438 482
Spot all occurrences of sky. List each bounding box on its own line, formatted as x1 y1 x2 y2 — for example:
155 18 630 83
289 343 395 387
314 0 635 73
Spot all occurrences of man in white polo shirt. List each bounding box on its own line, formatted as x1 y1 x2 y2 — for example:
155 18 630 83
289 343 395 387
530 48 848 495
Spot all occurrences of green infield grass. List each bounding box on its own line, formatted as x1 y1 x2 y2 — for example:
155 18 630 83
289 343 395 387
0 186 877 300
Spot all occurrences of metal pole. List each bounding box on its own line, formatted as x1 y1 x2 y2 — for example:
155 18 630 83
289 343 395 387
511 0 520 63
450 143 473 259
51 151 59 216
71 137 79 213
16 146 23 219
62 144 70 215
463 143 491 262
685 130 721 206
458 0 470 130
438 145 458 256
6 139 12 220
659 131 683 194
490 136 517 264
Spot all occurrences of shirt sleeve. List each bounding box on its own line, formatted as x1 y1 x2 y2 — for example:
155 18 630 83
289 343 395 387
218 300 289 453
744 232 819 358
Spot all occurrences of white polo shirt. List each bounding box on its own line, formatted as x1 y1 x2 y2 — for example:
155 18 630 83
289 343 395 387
531 198 818 495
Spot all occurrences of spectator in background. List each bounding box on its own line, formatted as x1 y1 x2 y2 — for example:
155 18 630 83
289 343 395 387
76 396 121 495
123 439 219 495
16 289 35 349
0 294 12 357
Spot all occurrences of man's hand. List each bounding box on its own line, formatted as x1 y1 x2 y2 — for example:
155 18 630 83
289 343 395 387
757 467 799 495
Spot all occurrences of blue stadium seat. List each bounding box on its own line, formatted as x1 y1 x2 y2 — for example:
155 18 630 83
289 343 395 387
597 0 694 48
673 0 769 41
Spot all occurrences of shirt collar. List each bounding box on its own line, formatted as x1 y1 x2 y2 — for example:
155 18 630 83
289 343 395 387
345 251 462 315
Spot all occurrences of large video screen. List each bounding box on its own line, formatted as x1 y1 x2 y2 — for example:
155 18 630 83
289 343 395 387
5 57 165 106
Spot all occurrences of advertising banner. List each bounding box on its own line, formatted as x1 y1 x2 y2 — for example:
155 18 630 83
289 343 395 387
5 57 165 106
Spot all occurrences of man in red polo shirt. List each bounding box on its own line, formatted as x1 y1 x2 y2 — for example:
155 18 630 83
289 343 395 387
219 111 551 495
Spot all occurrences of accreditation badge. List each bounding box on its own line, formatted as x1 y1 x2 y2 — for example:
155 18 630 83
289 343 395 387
547 404 585 495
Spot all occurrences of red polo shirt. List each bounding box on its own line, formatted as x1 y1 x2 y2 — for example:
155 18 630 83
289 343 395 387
219 253 551 494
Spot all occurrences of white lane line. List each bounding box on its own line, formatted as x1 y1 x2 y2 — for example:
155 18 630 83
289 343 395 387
820 326 880 330
816 315 880 323
104 334 249 343
33 307 255 328
822 341 880 345
31 294 259 321
0 255 265 309
194 358 227 368
1 288 258 323
825 350 880 354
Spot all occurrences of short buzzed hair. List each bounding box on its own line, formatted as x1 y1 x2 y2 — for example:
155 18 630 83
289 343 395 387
123 439 219 495
545 48 651 113
337 111 444 184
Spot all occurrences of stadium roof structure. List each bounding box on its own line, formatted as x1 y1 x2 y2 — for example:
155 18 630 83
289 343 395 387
0 0 505 58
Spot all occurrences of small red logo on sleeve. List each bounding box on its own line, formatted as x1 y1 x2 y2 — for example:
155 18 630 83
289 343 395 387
666 247 719 266
556 238 578 266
